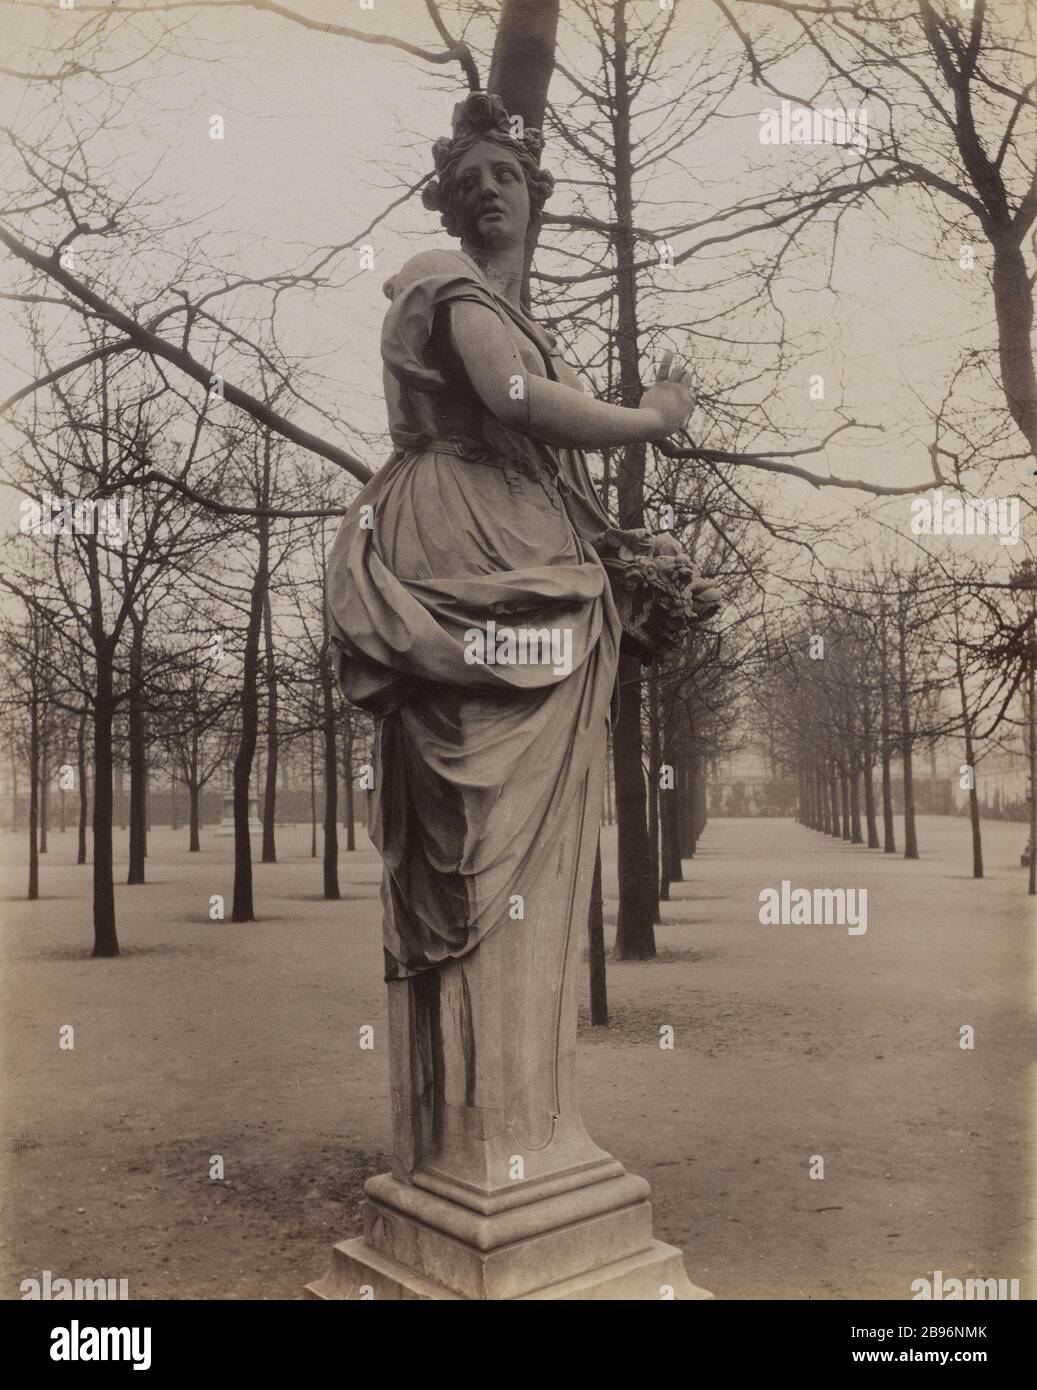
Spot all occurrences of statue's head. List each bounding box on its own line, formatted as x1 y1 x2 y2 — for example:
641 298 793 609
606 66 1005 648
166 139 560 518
421 92 555 251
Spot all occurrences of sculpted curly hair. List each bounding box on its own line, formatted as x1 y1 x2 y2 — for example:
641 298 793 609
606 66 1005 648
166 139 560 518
421 92 555 240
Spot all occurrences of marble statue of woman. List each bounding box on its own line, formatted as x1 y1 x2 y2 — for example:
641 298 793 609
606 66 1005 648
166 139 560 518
319 92 712 1300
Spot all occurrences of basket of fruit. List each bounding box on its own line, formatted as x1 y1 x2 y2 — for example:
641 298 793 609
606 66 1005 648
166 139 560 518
591 526 721 663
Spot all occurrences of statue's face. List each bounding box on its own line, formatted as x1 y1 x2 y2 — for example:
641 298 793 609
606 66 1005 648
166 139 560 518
451 139 530 250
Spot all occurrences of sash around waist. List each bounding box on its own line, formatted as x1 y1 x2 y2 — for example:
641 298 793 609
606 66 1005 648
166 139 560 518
388 432 571 502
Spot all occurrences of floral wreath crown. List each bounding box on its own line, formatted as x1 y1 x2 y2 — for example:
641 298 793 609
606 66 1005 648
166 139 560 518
421 92 553 225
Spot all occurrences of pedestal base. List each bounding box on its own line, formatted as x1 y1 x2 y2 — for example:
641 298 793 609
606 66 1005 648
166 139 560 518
305 1236 712 1301
305 743 715 1302
305 1172 713 1302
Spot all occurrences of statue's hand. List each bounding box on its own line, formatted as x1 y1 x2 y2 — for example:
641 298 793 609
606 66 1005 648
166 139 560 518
639 350 695 440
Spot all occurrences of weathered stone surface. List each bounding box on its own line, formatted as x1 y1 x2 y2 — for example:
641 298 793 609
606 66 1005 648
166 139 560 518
363 1184 653 1299
310 102 715 1304
305 1236 712 1302
306 758 714 1300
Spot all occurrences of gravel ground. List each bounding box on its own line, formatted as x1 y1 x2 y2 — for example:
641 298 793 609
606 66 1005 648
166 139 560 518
1 812 1032 1300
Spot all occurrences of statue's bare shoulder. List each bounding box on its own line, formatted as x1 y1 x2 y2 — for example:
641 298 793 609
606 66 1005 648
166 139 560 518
383 247 480 300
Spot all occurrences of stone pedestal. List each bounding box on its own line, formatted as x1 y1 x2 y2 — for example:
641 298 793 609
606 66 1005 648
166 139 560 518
305 1172 711 1300
215 794 263 837
307 755 712 1301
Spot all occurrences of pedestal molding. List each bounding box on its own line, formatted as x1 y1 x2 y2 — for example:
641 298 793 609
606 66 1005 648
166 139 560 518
366 1169 651 1252
410 1154 626 1215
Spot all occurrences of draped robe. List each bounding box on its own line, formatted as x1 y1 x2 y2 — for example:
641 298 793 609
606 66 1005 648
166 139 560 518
325 248 621 985
310 249 708 1302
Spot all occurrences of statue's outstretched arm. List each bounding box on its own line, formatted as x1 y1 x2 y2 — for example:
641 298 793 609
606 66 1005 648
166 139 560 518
441 302 694 451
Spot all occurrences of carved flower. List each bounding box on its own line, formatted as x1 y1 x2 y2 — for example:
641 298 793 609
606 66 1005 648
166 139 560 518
453 92 511 139
429 135 455 175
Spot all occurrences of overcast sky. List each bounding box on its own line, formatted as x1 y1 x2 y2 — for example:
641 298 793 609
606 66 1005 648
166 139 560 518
1 0 1031 566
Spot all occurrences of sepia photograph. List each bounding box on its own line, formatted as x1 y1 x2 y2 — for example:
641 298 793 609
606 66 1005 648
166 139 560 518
0 0 1033 1359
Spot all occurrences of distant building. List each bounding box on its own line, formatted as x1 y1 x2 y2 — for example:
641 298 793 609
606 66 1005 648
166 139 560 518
707 733 1029 820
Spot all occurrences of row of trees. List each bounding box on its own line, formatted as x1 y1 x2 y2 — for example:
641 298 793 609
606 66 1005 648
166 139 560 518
524 0 1036 948
2 0 1034 964
766 555 1036 885
1 342 382 951
0 697 374 855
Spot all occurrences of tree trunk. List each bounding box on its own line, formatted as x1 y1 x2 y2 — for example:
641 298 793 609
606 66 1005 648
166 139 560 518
676 745 692 857
897 595 919 860
188 731 201 851
863 760 879 848
952 632 983 879
818 766 829 833
694 757 707 840
231 530 268 922
608 1 656 957
688 746 701 852
10 732 19 832
27 693 39 901
188 782 201 853
115 757 126 831
76 713 88 865
309 727 317 859
261 591 278 864
1026 592 1036 896
878 607 896 853
321 640 340 901
849 764 863 844
39 745 48 854
880 750 895 853
965 744 983 880
342 712 356 853
665 750 682 884
659 718 678 902
488 0 560 301
658 785 671 903
647 672 661 922
127 613 146 884
822 761 834 834
92 655 119 956
587 837 608 1026
612 656 654 959
991 240 1037 459
488 0 560 130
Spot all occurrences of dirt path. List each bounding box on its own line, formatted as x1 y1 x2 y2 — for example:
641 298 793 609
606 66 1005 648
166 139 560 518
1 814 1032 1299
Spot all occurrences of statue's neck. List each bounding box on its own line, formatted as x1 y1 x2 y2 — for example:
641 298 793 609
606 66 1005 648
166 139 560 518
460 241 525 310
